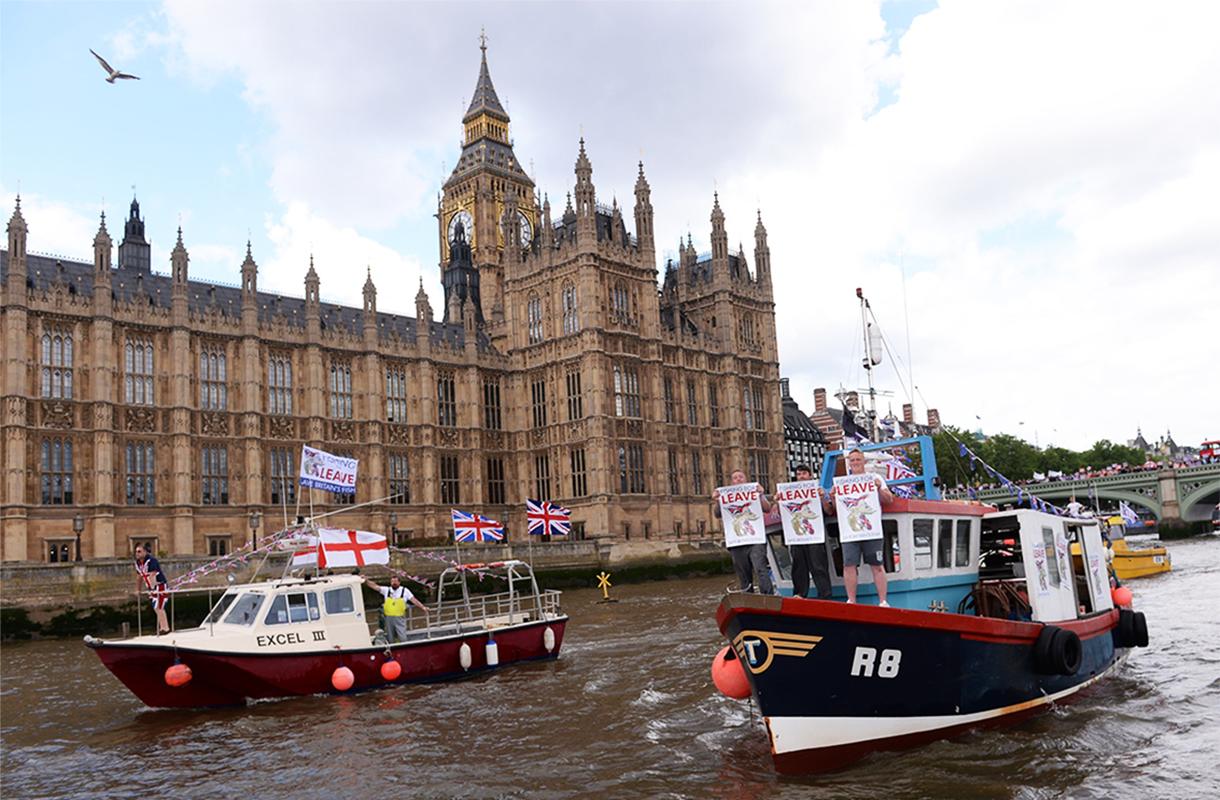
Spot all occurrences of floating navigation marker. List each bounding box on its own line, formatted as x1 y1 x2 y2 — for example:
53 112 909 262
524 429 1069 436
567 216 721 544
596 571 618 604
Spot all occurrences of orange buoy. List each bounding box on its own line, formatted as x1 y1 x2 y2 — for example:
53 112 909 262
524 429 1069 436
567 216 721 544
380 659 402 681
1112 586 1134 607
331 666 355 691
711 645 750 700
164 662 192 687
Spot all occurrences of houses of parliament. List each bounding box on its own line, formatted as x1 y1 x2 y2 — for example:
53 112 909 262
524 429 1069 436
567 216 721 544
0 44 782 562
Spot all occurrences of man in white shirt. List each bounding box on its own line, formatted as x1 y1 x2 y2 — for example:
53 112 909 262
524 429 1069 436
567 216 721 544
830 448 895 606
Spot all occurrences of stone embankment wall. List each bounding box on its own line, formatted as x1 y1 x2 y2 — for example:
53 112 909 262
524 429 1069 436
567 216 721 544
0 538 730 616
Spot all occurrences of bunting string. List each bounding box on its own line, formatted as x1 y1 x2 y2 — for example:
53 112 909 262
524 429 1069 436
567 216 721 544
951 438 1068 516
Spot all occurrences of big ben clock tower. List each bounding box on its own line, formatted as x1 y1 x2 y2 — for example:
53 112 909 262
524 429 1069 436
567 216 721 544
439 35 538 326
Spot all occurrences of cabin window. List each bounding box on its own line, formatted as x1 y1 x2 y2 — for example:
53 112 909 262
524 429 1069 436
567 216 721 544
955 520 972 567
937 520 954 569
266 592 320 625
324 587 355 614
1042 527 1061 588
913 519 934 570
222 592 265 626
205 592 237 624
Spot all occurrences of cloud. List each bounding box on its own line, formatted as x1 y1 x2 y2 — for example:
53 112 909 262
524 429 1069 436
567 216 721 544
260 202 428 317
0 185 99 263
36 0 1217 449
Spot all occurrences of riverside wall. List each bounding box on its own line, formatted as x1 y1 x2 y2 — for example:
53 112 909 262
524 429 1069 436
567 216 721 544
0 538 731 617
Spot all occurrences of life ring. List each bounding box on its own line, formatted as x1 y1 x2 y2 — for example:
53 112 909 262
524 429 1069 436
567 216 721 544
1033 625 1081 675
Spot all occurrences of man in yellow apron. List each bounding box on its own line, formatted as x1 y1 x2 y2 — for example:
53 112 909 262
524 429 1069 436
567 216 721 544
363 575 428 643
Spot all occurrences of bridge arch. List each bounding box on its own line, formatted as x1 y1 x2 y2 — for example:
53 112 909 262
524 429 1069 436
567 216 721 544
1180 477 1220 522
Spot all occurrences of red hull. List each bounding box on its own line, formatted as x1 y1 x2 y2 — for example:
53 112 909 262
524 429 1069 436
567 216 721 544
90 618 567 708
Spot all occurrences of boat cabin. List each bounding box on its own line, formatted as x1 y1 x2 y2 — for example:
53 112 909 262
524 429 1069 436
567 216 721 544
764 437 1114 624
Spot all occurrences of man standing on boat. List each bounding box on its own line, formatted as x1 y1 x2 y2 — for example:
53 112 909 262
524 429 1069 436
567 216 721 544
833 448 894 606
363 575 428 643
789 464 833 600
133 544 170 635
715 469 775 594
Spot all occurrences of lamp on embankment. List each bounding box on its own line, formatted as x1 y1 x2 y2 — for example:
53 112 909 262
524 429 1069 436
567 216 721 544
73 512 84 562
249 509 262 549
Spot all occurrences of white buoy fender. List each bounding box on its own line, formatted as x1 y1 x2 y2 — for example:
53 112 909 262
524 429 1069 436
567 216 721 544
459 642 472 671
485 638 500 667
543 625 556 653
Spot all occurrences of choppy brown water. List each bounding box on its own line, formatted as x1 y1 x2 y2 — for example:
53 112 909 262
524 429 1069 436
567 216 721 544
3 538 1218 800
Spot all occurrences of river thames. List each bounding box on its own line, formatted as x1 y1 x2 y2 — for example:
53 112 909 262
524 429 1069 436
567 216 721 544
2 538 1218 799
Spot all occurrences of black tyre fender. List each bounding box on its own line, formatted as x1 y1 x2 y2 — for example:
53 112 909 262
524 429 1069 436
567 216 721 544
1116 608 1137 648
1034 625 1082 675
1133 611 1149 648
1054 628 1082 675
1033 626 1060 674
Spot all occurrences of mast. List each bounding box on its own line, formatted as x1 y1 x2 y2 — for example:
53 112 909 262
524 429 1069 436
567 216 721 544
857 288 879 442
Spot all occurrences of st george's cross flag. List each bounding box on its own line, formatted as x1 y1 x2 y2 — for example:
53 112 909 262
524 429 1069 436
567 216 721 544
451 509 505 543
315 528 389 569
526 499 571 537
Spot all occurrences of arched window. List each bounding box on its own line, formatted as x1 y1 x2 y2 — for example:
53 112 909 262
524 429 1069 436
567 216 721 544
329 363 352 419
40 332 74 399
561 283 579 335
200 347 227 410
611 281 630 321
267 356 293 415
125 338 154 405
527 294 544 344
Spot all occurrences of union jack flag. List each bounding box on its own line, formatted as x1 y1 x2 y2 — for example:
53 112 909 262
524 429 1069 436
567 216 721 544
451 509 505 543
527 499 571 537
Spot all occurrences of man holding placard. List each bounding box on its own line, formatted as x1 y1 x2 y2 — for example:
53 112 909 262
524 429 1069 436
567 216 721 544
832 448 895 606
776 464 831 600
715 469 774 594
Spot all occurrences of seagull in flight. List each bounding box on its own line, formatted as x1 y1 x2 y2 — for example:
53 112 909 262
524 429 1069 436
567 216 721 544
90 49 140 83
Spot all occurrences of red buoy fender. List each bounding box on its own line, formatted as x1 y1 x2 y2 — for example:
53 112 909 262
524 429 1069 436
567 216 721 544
711 645 751 700
331 666 355 691
380 659 402 681
1112 586 1133 607
164 662 192 687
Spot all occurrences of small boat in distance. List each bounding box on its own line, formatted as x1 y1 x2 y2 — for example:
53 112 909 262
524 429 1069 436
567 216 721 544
86 559 566 709
1083 516 1171 580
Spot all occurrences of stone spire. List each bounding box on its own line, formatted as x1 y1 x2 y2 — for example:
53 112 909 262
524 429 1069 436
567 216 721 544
4 196 28 298
463 30 509 128
93 211 112 274
415 277 433 323
241 240 258 297
574 138 594 216
754 209 771 283
171 226 189 286
710 192 729 276
633 161 654 259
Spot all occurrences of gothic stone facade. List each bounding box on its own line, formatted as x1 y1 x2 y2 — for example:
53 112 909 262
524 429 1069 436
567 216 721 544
0 46 782 562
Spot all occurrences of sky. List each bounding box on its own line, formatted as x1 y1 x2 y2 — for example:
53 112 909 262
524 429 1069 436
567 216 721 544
1 0 1216 452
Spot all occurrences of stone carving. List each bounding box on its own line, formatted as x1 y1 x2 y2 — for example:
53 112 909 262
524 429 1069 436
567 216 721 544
530 427 546 443
626 419 643 437
268 416 294 440
387 424 411 446
7 397 28 425
42 401 74 429
92 403 112 429
126 406 156 432
438 427 459 446
331 420 355 441
201 412 229 437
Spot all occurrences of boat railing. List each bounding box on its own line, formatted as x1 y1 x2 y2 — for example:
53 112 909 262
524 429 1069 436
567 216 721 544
397 587 562 637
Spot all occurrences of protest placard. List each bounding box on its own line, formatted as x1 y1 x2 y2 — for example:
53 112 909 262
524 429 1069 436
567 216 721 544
774 480 825 545
832 474 883 543
717 482 766 547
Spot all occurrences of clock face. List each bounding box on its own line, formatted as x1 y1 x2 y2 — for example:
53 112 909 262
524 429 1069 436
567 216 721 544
516 210 533 247
448 210 473 244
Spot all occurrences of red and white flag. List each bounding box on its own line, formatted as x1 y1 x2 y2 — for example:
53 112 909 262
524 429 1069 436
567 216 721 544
316 528 389 569
290 536 319 567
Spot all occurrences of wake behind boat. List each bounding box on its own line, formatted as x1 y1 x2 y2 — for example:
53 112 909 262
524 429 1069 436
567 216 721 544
87 558 566 709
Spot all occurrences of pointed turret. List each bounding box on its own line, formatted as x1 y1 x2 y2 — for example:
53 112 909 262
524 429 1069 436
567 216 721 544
710 192 728 266
462 33 510 137
415 277 433 321
241 240 258 297
304 256 321 338
4 196 28 299
574 138 595 216
93 211 113 274
362 267 376 314
633 161 654 260
119 195 152 272
170 226 189 321
754 209 771 283
540 194 553 248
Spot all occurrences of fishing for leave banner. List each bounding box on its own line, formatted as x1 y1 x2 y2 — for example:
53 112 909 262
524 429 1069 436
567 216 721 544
774 480 826 545
833 474 883 543
299 445 358 494
717 482 766 548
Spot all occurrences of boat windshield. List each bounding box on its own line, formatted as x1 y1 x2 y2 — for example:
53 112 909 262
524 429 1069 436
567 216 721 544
204 590 238 624
221 592 265 626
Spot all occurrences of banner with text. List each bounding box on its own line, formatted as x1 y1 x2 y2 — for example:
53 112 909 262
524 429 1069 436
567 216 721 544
833 474 883 543
775 480 826 545
717 482 766 548
299 445 358 494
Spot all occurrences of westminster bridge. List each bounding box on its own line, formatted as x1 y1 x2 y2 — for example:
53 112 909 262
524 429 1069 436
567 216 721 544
971 463 1220 523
